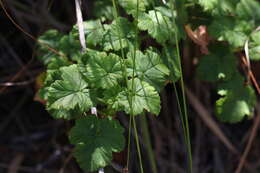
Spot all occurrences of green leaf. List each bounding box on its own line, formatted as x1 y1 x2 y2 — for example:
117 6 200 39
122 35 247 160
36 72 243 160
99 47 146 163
86 52 123 89
162 46 181 82
69 116 125 172
216 74 256 123
48 107 82 120
198 0 218 11
116 78 161 115
198 0 238 16
249 46 260 60
118 0 147 17
127 49 170 91
236 0 260 20
103 17 135 51
197 44 236 82
47 64 94 115
37 29 64 65
38 29 82 63
208 17 253 48
249 31 260 60
138 10 174 43
102 85 125 113
47 57 71 70
72 20 105 47
58 33 81 61
39 58 71 100
93 0 114 20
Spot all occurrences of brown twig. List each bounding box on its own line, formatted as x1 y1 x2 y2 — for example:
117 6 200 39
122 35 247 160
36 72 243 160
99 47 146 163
0 78 35 87
8 153 25 173
0 0 66 58
185 87 239 154
0 51 35 94
235 104 260 173
241 55 260 95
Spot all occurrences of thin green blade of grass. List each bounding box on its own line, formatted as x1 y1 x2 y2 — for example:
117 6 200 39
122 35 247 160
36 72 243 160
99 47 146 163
111 0 144 172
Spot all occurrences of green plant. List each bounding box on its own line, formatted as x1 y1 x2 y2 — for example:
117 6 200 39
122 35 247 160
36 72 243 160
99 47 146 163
37 0 260 172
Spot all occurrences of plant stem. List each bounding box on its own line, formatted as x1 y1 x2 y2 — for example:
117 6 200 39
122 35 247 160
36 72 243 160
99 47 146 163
126 114 132 168
110 1 144 172
140 114 158 173
132 116 144 173
169 1 193 172
129 0 145 172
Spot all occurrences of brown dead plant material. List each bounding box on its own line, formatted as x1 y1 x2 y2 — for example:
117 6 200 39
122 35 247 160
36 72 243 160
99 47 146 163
8 153 25 173
185 87 239 154
235 104 260 173
0 0 66 58
241 55 260 95
184 25 210 55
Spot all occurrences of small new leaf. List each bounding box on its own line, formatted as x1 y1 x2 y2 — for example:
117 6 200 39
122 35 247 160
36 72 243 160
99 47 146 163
69 116 125 172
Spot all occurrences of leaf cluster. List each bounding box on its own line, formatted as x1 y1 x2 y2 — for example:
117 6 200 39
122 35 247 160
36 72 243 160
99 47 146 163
36 0 260 171
196 0 259 122
37 0 181 171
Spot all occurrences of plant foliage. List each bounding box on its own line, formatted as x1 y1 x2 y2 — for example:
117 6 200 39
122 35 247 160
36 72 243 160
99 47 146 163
37 0 260 171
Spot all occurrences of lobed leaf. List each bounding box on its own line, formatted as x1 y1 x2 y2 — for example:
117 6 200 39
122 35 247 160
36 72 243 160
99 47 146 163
39 58 71 100
103 17 135 51
249 31 260 60
72 20 106 47
86 52 124 89
69 116 125 172
93 0 114 20
47 64 94 118
118 0 147 17
126 49 170 91
198 0 238 16
208 17 253 48
216 74 256 123
115 78 161 115
37 30 64 65
138 10 174 44
236 0 260 20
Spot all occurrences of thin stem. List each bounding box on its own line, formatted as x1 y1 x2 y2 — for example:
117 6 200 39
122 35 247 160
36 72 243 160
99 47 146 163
140 114 158 173
129 0 145 172
169 1 192 172
132 116 144 173
173 83 187 141
149 0 192 170
110 0 144 172
126 114 132 168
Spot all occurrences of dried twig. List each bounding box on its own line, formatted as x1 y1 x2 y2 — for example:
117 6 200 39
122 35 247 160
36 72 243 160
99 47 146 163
185 87 239 154
235 104 260 173
8 153 25 173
